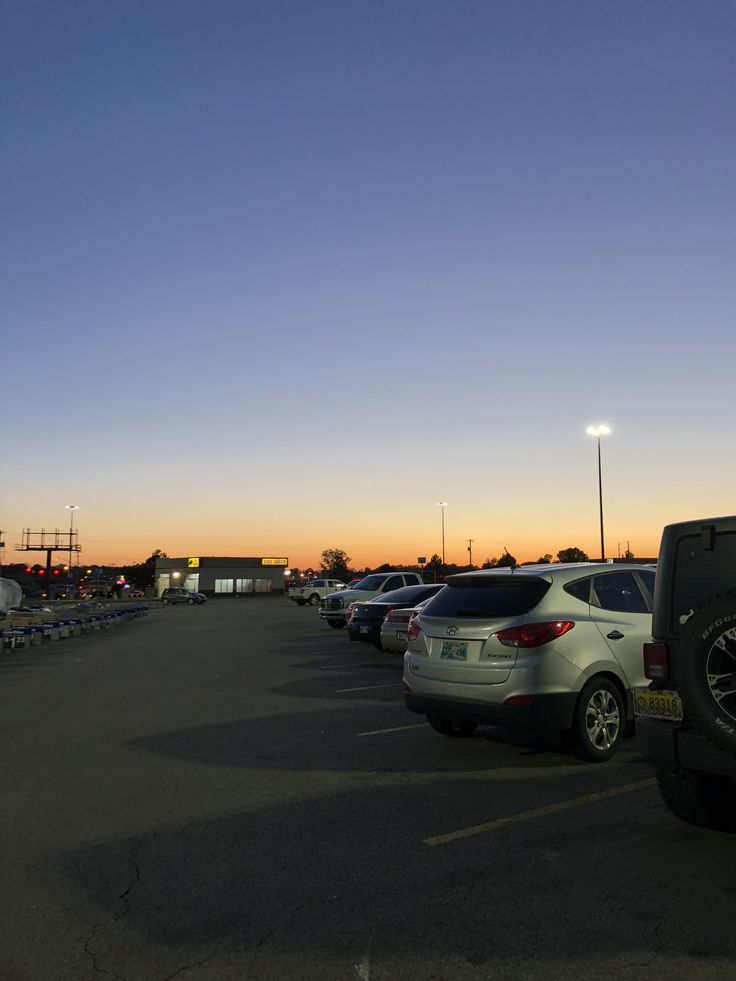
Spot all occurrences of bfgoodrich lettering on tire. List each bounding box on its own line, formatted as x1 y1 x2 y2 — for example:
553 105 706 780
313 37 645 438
679 593 736 756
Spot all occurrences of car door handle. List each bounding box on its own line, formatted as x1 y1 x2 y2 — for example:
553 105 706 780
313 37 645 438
607 630 625 640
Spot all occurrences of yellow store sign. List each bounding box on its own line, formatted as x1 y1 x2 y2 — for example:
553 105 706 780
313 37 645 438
262 557 288 566
188 557 200 568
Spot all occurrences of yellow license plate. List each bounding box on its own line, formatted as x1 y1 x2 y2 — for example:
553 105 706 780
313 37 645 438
633 687 683 722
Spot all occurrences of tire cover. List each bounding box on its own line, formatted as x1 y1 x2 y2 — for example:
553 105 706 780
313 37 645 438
679 595 736 755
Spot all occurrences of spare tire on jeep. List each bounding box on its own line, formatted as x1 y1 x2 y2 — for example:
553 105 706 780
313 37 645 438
678 592 736 756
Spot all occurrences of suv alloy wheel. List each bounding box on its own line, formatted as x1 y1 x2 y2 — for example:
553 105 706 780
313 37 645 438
574 676 626 762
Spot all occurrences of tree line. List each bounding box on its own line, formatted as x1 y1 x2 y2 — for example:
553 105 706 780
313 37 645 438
290 544 631 582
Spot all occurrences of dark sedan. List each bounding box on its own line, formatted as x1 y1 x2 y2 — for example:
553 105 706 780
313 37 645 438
346 584 445 649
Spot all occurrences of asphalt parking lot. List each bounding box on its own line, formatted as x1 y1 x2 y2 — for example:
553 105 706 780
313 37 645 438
2 599 735 981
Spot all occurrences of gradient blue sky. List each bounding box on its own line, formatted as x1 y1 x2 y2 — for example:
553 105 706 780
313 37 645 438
2 1 735 568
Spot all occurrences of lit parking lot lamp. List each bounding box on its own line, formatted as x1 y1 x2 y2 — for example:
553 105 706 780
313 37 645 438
437 501 448 566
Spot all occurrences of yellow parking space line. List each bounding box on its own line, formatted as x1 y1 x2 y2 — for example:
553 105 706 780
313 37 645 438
335 682 398 693
423 777 656 847
357 723 427 737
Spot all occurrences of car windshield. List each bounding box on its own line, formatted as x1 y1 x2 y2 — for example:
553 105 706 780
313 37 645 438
372 585 442 605
422 579 550 618
352 575 387 591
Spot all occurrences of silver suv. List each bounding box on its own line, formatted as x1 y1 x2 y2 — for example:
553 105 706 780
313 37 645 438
403 563 655 761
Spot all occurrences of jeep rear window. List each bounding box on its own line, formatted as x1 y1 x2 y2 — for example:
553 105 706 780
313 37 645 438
671 531 736 633
421 580 550 618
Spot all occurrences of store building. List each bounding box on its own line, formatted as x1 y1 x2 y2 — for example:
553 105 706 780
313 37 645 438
155 556 289 598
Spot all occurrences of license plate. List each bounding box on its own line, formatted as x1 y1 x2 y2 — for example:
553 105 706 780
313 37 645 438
360 625 371 634
440 640 467 661
633 687 683 722
396 630 406 641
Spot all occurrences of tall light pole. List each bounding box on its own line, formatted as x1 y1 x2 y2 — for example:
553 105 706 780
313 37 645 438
437 501 448 566
65 505 79 594
585 426 610 561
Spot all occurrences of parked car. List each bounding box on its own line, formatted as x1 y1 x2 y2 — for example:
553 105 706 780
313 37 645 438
288 578 346 607
161 587 207 605
320 572 424 628
635 515 736 830
380 597 437 654
347 584 445 648
403 563 656 761
6 605 52 616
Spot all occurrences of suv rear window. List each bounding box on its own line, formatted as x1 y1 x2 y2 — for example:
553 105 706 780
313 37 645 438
421 579 550 618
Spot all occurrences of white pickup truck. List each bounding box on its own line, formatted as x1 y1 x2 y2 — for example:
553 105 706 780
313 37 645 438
288 578 347 607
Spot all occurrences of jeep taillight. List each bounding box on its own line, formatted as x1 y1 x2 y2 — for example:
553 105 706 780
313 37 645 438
407 618 421 642
644 642 669 680
495 621 575 648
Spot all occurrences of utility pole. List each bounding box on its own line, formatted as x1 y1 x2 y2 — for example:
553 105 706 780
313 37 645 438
466 538 474 567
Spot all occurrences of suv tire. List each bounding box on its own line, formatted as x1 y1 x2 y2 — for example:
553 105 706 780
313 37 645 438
656 767 736 832
308 594 320 606
426 714 478 738
678 593 736 756
574 676 625 762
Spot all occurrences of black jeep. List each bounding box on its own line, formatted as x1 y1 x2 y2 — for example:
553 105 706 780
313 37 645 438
636 515 736 830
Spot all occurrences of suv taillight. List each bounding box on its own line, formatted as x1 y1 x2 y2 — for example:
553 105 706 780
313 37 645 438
495 621 575 648
644 642 669 680
407 617 421 642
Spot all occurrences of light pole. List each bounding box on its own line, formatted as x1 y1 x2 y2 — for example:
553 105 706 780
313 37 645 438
437 501 448 566
585 426 610 561
65 505 78 596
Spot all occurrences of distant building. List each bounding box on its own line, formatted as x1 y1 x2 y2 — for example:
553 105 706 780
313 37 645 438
155 555 288 598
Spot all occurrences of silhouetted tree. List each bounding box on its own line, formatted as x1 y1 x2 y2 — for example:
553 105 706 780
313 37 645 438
320 547 351 581
557 547 589 563
482 549 517 569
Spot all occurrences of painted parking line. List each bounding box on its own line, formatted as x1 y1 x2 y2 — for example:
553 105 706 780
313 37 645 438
357 723 427 737
423 777 657 847
335 682 399 693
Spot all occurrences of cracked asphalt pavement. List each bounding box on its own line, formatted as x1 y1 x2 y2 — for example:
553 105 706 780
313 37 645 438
2 599 736 980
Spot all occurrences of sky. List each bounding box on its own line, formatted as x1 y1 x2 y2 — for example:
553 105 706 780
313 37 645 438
2 0 735 571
